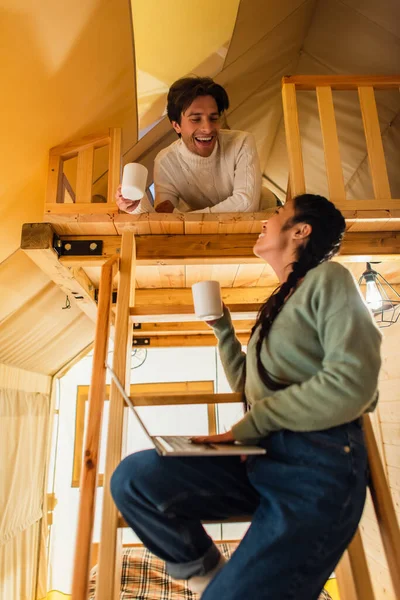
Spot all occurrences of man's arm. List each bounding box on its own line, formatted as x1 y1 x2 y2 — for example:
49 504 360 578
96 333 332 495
191 133 262 213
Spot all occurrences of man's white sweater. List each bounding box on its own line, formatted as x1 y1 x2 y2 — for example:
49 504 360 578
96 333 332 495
129 130 262 214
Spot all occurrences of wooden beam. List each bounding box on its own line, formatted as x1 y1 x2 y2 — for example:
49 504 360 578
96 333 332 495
107 128 122 205
130 303 260 323
20 223 98 322
134 287 274 306
133 320 255 336
49 131 110 159
282 75 400 91
127 392 243 406
57 232 400 267
132 333 251 347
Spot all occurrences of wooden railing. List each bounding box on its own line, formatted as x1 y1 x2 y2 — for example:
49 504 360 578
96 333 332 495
44 76 400 234
282 75 400 210
45 128 121 212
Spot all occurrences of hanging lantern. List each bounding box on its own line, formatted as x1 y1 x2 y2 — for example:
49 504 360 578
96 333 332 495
358 263 400 328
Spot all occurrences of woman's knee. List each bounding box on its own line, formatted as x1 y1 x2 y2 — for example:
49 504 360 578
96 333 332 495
110 449 158 507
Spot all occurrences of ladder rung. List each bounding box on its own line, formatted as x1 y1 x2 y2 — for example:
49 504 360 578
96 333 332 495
126 392 244 407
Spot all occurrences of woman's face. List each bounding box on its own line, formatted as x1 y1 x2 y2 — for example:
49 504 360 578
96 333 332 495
253 201 297 260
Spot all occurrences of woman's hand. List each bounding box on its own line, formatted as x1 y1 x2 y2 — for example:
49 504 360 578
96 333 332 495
190 430 235 444
205 303 226 326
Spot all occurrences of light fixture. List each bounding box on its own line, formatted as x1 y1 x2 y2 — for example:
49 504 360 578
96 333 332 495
358 263 400 328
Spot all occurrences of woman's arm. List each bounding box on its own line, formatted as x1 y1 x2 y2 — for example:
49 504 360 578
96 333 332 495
211 306 247 393
231 296 382 443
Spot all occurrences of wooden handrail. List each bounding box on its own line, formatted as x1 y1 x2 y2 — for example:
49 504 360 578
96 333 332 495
282 75 400 90
71 255 119 600
45 128 121 206
281 75 400 206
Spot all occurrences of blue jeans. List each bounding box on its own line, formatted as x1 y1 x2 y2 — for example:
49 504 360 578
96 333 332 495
111 420 368 600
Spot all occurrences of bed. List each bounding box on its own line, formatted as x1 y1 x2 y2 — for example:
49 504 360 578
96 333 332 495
88 542 333 599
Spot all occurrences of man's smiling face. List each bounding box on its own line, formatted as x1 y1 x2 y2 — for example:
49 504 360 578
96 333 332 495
171 95 221 157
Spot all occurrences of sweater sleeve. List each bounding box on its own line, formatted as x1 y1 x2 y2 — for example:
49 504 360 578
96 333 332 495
124 193 155 214
211 306 247 392
232 280 382 443
190 133 262 214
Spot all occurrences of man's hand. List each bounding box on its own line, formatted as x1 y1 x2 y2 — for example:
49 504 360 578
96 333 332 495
190 430 235 444
155 200 175 213
115 185 141 213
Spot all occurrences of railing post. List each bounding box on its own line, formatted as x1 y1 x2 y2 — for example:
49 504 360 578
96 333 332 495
107 128 122 205
282 82 306 198
316 86 346 202
358 87 392 201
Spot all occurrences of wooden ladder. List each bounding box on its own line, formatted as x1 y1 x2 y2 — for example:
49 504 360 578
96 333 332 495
71 231 400 600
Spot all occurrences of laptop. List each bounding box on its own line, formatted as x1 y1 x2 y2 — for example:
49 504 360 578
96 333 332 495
106 364 266 458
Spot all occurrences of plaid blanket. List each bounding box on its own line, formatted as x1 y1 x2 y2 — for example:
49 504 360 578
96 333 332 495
88 543 332 599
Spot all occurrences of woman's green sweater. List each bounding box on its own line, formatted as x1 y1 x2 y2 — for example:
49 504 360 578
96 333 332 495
211 261 382 443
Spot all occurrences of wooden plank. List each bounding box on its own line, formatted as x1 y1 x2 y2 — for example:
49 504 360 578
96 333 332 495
57 232 400 268
158 265 185 288
107 128 121 206
127 392 243 406
282 75 400 91
346 529 376 600
96 233 135 600
20 223 98 323
133 333 251 347
334 551 359 600
50 131 110 158
282 82 306 197
379 402 400 423
384 444 400 469
133 320 255 336
71 256 117 600
45 203 118 215
233 264 265 287
211 264 239 287
363 415 400 597
358 87 392 201
316 86 346 202
381 424 400 445
130 303 260 323
76 148 94 204
207 404 217 435
133 287 275 306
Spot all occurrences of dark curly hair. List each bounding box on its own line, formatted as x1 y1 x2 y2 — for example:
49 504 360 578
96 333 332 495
167 76 229 125
252 193 346 390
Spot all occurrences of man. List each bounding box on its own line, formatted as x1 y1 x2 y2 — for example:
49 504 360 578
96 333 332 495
116 77 264 214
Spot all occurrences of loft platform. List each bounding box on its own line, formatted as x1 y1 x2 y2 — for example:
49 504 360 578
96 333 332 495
43 75 400 237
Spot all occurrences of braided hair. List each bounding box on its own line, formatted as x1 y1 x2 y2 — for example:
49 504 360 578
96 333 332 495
252 193 346 391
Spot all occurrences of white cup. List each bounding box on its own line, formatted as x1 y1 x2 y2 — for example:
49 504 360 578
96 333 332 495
121 163 148 201
192 281 223 321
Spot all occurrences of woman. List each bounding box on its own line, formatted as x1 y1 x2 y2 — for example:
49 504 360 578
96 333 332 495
111 194 382 599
